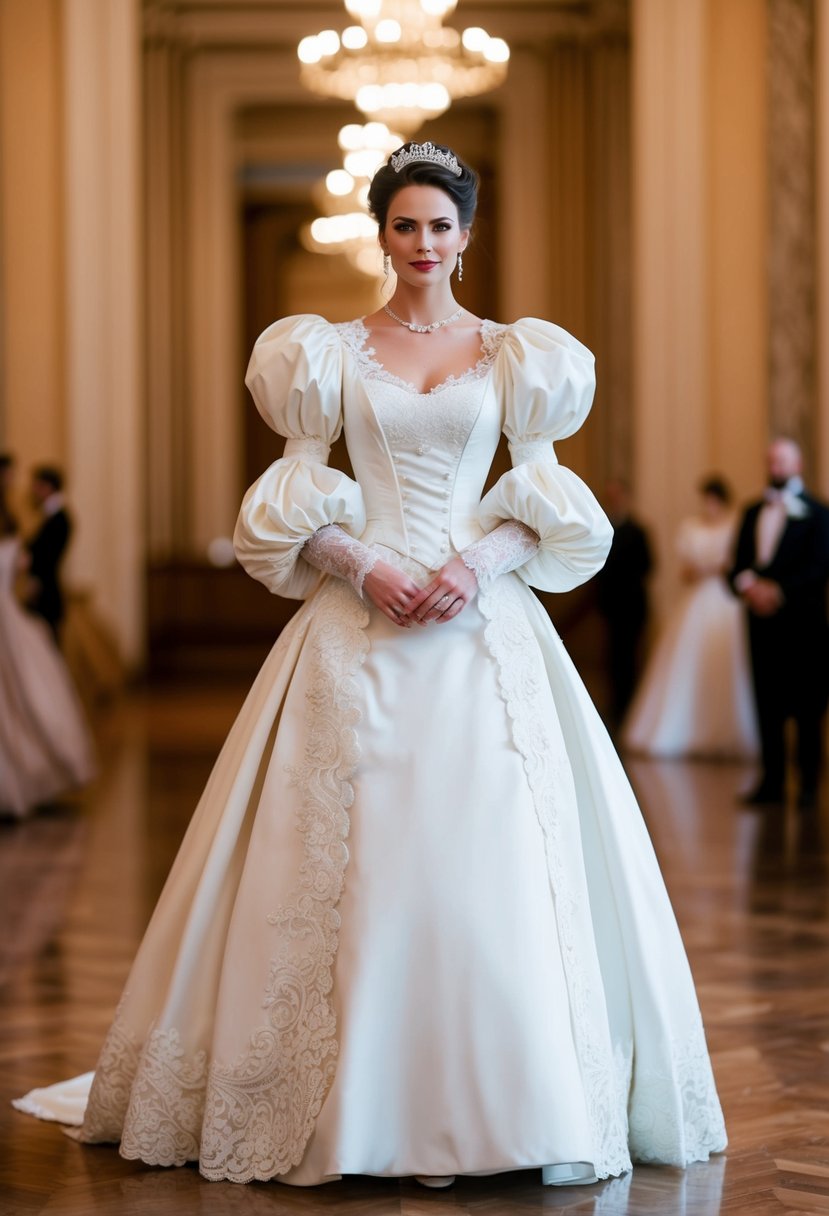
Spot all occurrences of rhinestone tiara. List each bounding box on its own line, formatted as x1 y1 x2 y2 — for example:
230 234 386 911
389 142 462 177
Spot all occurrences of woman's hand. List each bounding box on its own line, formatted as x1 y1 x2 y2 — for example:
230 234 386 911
406 556 478 625
362 560 423 628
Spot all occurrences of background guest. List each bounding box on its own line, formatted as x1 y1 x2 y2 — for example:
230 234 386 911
27 465 72 641
623 475 757 758
595 477 654 729
0 456 95 818
730 438 829 808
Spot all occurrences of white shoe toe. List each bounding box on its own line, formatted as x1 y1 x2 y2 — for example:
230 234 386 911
415 1175 456 1188
541 1162 598 1186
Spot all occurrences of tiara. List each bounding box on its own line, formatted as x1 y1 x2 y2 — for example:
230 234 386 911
389 142 462 177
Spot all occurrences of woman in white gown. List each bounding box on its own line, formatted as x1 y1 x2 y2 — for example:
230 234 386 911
623 477 759 758
0 461 95 817
15 143 726 1186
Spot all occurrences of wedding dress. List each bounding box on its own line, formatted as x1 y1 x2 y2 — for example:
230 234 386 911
14 315 726 1184
0 536 95 817
623 515 759 758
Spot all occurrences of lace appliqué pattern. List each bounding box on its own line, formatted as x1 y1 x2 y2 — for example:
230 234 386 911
73 998 141 1144
336 318 506 460
75 582 370 1182
119 1028 208 1165
461 520 540 592
628 1018 727 1165
479 576 631 1180
479 577 726 1173
508 438 558 466
283 437 331 464
199 578 369 1181
336 317 507 398
303 523 378 597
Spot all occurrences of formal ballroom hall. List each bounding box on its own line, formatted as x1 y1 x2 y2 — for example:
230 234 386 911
2 0 829 1213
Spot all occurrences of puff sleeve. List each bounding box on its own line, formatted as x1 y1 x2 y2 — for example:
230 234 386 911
233 315 367 600
479 318 613 592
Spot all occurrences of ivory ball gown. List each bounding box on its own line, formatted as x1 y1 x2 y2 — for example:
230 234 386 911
623 515 759 758
0 535 94 817
15 315 726 1184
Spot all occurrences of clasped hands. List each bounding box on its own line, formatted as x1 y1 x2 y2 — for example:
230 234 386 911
363 555 478 628
742 577 784 617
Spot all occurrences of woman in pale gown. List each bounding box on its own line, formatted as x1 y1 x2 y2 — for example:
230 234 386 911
0 456 95 817
15 143 726 1187
623 476 758 758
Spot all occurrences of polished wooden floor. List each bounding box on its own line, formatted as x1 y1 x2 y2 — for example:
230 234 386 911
2 683 829 1215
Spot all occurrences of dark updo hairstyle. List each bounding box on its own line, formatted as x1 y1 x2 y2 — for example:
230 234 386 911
33 464 64 492
699 474 731 504
367 141 479 233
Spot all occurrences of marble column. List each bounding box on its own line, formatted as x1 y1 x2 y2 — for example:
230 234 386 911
0 0 65 467
630 0 709 612
588 31 632 490
144 37 189 557
62 0 144 664
813 0 829 493
767 0 816 460
630 0 768 616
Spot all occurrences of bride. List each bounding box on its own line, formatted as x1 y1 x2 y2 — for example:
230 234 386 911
15 141 726 1188
623 476 759 758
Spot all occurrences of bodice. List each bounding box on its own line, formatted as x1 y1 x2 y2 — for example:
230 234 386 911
237 311 609 600
676 516 737 576
335 319 508 570
0 536 20 593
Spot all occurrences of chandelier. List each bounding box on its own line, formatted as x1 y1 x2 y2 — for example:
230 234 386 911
301 122 404 277
298 0 509 137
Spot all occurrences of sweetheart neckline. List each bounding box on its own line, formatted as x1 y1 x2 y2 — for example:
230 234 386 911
340 317 505 397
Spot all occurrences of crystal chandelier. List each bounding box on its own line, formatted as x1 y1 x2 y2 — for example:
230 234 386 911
301 122 404 277
298 0 509 137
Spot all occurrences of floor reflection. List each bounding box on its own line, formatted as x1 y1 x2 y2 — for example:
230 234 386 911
3 686 828 1214
0 806 88 987
34 1160 729 1216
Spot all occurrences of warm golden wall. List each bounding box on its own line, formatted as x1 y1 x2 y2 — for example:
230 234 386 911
0 0 144 664
632 0 768 614
0 0 65 473
2 0 826 662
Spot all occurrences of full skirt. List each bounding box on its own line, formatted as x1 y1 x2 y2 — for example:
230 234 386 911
14 573 726 1182
0 595 95 817
623 578 758 759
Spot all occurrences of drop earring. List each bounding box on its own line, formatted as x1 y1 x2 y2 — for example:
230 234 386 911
457 252 464 282
383 253 390 277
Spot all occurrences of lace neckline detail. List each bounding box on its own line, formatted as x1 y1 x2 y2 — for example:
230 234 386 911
336 317 507 397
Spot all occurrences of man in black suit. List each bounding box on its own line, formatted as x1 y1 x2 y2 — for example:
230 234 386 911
595 478 654 729
27 465 72 641
731 438 829 808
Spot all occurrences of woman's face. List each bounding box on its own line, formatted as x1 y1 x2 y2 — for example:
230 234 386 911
380 185 469 289
701 492 725 520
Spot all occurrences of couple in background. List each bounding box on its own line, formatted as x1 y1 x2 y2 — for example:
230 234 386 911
0 455 94 819
625 438 829 810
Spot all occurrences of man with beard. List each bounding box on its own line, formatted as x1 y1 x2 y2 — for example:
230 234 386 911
731 437 829 809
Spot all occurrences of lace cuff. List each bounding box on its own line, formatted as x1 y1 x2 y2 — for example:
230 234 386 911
460 520 540 592
302 524 378 597
283 437 331 463
508 438 558 466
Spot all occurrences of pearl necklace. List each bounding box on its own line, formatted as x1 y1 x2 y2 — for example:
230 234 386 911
383 303 463 333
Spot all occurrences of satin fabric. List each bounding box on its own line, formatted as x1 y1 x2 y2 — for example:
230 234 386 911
15 317 726 1185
